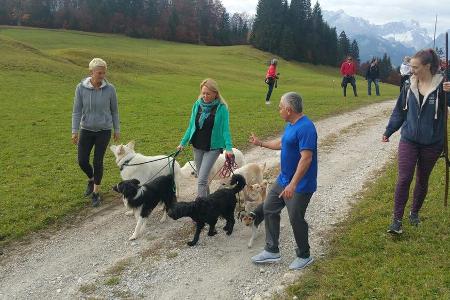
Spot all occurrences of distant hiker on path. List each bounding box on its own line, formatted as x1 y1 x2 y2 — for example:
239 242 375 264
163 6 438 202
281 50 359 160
340 56 358 97
383 49 450 234
366 58 380 96
71 58 120 207
400 56 412 92
265 58 279 105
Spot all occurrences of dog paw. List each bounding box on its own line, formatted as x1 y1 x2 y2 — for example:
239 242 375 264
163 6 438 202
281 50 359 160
226 231 233 236
125 210 134 216
129 235 137 241
247 243 253 248
208 231 218 236
187 241 196 246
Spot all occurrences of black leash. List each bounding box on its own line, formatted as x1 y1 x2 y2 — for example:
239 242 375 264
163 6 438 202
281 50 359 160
122 150 180 168
138 150 181 189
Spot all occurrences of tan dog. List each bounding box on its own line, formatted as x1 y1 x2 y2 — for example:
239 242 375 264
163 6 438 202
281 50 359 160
244 180 269 211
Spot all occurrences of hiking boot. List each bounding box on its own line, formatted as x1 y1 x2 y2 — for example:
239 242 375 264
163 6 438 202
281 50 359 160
251 250 281 264
409 212 420 226
92 192 101 207
387 219 403 234
289 256 314 270
84 179 94 197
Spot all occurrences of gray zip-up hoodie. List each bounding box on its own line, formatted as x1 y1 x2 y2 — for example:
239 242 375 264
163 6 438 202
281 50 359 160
71 77 120 134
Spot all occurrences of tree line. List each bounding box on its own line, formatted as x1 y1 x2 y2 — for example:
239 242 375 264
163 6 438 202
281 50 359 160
250 0 360 66
1 0 364 67
0 0 250 45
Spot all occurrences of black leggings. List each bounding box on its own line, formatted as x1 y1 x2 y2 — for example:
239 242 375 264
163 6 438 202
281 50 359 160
266 82 274 101
77 129 111 185
341 76 357 97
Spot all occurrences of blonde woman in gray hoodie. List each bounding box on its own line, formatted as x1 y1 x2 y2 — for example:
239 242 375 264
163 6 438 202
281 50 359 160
71 58 120 206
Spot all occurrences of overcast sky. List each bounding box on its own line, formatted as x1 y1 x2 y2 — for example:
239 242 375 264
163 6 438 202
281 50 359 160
223 0 450 36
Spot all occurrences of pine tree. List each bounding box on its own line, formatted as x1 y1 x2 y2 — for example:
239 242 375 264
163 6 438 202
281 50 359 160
350 39 360 63
250 0 284 53
337 31 351 64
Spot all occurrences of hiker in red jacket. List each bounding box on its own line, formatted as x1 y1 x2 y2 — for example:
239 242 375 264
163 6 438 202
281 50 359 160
340 56 358 97
265 58 278 104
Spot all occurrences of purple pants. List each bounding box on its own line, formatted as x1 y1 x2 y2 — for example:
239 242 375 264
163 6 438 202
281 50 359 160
393 140 442 220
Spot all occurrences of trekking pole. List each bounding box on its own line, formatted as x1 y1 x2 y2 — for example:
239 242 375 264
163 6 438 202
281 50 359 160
444 32 449 207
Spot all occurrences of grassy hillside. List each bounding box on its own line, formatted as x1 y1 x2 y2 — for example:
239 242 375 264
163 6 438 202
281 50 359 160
0 26 399 243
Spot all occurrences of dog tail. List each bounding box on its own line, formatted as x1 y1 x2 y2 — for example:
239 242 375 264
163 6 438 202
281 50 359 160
162 174 177 210
230 174 246 194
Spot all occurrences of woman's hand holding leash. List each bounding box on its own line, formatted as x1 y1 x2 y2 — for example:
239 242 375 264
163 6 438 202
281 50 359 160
382 135 389 143
443 81 450 92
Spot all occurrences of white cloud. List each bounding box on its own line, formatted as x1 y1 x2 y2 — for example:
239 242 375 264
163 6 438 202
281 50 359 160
222 0 450 35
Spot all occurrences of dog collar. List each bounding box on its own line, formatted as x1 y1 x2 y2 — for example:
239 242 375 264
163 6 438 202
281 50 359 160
120 157 134 171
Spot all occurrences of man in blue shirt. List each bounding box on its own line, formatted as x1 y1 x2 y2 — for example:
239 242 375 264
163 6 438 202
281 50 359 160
249 92 317 270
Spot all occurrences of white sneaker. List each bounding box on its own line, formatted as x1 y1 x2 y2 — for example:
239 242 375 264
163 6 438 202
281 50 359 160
251 250 281 264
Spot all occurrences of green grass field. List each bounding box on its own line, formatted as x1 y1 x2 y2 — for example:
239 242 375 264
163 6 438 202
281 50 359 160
0 26 400 244
286 158 450 299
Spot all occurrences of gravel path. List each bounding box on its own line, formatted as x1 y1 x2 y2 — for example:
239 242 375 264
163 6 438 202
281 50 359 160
0 100 399 300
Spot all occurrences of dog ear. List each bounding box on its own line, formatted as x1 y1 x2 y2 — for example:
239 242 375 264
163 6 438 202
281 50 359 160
118 145 125 155
126 140 135 150
131 179 140 186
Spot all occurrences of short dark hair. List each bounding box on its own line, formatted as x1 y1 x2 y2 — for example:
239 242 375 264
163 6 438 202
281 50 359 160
413 48 440 75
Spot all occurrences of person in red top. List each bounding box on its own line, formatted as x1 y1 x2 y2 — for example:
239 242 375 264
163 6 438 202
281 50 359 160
265 58 278 104
340 56 358 97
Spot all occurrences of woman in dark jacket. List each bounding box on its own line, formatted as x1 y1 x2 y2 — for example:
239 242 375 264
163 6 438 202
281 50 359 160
383 49 450 234
366 58 380 96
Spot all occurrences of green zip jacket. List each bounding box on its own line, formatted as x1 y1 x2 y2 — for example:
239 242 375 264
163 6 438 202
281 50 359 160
180 99 233 151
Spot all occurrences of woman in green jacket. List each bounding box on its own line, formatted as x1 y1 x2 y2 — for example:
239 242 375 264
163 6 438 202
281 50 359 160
177 78 234 197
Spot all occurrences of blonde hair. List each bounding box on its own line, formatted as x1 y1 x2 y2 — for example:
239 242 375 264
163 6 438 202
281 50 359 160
199 78 228 107
89 58 107 71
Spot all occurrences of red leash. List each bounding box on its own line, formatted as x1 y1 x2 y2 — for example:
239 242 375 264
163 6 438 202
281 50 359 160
219 153 237 178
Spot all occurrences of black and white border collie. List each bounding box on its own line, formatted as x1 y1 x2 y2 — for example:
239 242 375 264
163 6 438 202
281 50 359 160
113 174 176 240
168 174 246 246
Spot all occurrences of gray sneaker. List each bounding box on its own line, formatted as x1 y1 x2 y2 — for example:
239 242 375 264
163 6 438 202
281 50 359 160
289 256 314 270
387 219 403 234
251 250 281 264
409 212 420 226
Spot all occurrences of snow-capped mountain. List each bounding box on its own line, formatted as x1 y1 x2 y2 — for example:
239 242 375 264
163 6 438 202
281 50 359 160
322 10 433 65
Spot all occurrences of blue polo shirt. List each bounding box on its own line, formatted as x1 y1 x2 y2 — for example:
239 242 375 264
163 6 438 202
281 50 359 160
277 115 318 193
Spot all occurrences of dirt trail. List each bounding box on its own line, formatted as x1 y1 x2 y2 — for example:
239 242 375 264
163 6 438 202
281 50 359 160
0 100 399 300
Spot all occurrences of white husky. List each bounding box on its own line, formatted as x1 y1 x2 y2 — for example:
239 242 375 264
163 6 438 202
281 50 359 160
110 141 181 222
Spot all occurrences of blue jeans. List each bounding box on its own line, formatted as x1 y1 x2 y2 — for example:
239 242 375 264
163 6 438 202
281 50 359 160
193 147 221 197
367 78 380 96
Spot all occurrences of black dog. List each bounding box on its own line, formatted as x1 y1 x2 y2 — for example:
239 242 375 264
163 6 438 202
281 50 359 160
168 174 246 246
113 174 176 240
